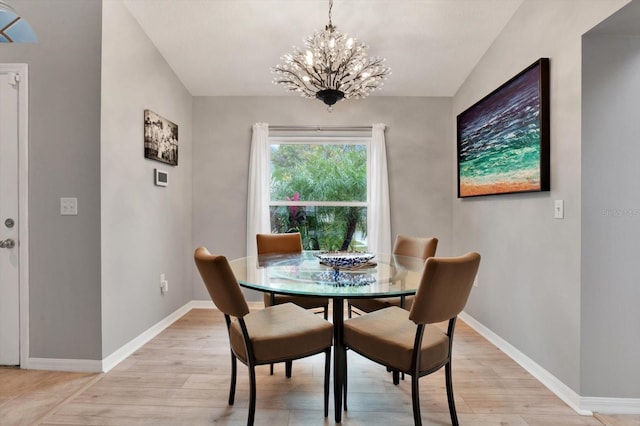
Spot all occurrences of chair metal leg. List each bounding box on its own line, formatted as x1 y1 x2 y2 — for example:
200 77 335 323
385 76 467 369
324 305 329 321
269 363 274 375
411 375 422 426
445 361 459 426
229 352 237 405
409 374 423 426
248 365 257 426
393 370 400 385
285 360 292 378
324 348 331 417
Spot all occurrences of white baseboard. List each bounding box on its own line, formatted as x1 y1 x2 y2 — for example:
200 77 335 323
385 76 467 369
26 301 203 373
21 304 640 414
25 357 103 373
458 311 589 415
20 301 640 415
459 311 640 415
100 301 198 372
22 300 265 374
582 397 640 415
189 299 216 309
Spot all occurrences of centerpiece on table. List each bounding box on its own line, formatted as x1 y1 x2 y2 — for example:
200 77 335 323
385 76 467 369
315 252 376 284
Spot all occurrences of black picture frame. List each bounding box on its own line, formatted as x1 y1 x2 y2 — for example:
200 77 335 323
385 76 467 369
457 58 550 198
144 109 178 166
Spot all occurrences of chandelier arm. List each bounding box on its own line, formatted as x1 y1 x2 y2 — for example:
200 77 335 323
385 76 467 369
334 48 376 88
314 47 336 89
273 68 317 96
331 50 359 87
335 63 371 93
342 59 388 90
303 60 328 89
333 57 351 85
287 56 326 91
331 40 350 87
307 71 326 91
341 74 386 97
329 63 338 90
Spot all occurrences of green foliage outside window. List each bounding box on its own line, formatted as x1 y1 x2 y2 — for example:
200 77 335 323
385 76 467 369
270 143 368 251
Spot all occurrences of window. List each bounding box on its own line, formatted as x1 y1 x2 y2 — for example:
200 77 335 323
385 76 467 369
247 123 389 257
269 138 369 251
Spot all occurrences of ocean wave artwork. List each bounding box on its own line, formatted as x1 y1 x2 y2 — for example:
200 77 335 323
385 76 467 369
457 59 549 197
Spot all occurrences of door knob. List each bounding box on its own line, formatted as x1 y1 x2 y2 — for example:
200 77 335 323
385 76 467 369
0 238 15 249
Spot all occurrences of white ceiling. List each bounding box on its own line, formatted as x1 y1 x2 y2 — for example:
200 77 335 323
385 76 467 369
122 0 524 97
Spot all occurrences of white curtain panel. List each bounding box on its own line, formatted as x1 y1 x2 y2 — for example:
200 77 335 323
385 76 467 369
246 123 270 256
367 123 392 254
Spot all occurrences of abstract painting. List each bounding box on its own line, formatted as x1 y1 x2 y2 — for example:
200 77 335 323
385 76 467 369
457 58 549 197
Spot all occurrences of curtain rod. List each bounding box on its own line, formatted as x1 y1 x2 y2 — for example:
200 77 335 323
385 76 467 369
269 125 372 132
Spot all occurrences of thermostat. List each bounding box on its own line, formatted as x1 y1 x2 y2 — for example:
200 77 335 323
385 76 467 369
154 168 168 187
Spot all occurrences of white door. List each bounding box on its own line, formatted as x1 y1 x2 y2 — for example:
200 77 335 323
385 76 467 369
0 70 20 365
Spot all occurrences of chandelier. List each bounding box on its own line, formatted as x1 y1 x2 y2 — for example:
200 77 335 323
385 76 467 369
0 1 37 43
272 0 390 111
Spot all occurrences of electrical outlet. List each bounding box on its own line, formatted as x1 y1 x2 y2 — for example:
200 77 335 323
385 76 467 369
60 197 78 215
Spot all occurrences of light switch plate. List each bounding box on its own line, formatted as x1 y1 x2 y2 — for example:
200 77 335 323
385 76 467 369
60 197 78 215
554 200 564 219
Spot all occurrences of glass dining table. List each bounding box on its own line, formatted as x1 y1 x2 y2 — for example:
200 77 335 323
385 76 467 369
228 251 426 423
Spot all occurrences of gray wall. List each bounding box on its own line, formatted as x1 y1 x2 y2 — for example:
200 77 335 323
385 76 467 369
582 2 640 397
0 1 103 360
2 0 636 401
192 96 453 300
453 0 629 394
101 1 194 357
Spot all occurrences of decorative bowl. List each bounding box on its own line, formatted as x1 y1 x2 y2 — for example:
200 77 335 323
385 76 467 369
315 252 376 270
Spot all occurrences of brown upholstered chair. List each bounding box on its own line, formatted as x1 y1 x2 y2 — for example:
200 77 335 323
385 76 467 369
194 247 333 426
342 252 480 426
256 233 329 318
348 235 438 316
256 232 330 377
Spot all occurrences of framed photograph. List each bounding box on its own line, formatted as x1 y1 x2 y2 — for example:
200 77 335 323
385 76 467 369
457 58 550 198
144 109 178 166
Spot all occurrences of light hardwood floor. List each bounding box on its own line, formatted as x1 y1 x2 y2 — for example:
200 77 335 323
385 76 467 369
1 308 639 426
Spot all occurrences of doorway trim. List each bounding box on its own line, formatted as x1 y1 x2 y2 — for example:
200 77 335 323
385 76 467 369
1 63 30 367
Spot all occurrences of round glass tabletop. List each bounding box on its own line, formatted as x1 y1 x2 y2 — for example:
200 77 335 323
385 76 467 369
229 251 425 299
